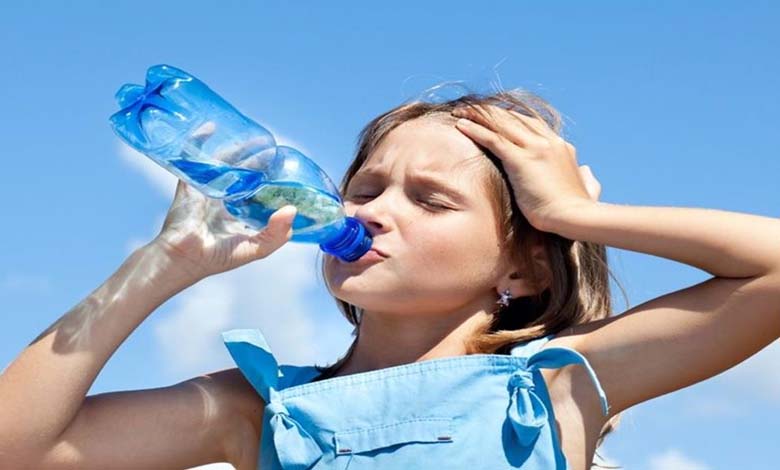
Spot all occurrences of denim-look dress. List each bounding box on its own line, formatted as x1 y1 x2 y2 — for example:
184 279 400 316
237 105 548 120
222 328 610 470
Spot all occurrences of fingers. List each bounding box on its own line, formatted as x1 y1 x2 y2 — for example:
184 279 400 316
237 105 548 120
453 117 522 165
247 205 297 259
171 179 190 203
189 120 273 166
452 103 579 169
452 104 553 146
212 136 275 165
191 121 217 149
173 178 206 203
180 122 216 161
255 205 298 244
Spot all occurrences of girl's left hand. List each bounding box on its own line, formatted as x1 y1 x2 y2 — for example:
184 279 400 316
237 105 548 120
451 104 601 232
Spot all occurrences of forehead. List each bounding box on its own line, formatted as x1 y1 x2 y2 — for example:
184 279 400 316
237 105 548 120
357 117 487 182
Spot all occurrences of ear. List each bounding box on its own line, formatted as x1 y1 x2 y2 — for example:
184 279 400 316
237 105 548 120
497 242 551 299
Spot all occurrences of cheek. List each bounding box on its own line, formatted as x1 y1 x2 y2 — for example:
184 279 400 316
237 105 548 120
410 220 502 275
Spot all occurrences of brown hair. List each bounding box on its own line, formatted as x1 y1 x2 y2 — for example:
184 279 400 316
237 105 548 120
314 86 627 468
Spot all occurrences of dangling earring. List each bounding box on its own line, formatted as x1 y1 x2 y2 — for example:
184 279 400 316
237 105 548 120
496 288 513 308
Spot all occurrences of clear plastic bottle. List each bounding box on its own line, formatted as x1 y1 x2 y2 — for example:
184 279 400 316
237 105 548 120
109 64 372 262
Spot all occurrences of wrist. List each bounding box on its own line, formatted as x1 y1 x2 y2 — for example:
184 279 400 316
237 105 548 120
541 200 605 238
134 240 205 291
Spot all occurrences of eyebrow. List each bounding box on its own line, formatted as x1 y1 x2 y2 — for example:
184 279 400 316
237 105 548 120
349 168 470 204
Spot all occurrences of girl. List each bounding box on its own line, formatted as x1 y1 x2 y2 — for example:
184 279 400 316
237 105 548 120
1 90 778 470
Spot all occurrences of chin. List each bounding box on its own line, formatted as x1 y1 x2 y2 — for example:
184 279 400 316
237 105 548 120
324 265 385 291
331 287 393 310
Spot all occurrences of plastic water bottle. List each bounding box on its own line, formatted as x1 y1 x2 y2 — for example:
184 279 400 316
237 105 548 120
108 64 372 262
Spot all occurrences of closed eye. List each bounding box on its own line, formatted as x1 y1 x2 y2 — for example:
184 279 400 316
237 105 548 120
420 200 451 210
349 194 451 210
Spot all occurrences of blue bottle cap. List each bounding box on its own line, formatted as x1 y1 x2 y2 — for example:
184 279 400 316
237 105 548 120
319 217 373 262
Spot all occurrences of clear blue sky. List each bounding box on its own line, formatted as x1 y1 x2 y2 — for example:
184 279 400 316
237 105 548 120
1 2 778 469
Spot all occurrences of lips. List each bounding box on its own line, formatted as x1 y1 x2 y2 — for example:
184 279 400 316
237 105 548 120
369 247 389 258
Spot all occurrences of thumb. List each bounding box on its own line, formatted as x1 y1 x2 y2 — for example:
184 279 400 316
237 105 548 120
252 205 298 249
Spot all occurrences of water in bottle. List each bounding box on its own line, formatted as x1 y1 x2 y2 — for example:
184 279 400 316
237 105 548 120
109 64 372 262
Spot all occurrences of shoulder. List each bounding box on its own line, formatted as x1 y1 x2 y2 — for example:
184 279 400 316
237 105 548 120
199 366 265 422
541 327 580 355
193 367 265 459
538 329 611 441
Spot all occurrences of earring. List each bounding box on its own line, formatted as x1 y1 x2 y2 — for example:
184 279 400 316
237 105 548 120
496 288 513 308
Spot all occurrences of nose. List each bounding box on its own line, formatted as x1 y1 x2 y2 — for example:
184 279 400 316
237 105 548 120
347 195 389 236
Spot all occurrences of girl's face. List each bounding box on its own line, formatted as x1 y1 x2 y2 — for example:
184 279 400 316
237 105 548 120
324 117 511 318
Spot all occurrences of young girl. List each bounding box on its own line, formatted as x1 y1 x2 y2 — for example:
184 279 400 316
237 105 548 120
1 90 778 470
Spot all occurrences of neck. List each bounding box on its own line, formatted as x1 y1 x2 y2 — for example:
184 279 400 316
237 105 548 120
335 308 494 377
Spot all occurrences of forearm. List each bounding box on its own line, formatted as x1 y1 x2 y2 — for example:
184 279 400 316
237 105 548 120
0 241 197 457
548 202 780 279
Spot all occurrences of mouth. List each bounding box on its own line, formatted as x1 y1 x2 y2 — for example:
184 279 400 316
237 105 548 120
368 247 389 258
337 248 387 265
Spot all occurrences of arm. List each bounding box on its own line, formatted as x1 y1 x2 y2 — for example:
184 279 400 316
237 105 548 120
0 242 256 468
447 102 780 424
544 202 780 419
0 135 296 467
36 368 264 470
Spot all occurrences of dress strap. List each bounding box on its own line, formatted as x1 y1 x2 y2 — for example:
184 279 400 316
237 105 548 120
527 346 610 416
508 333 555 358
222 329 324 469
221 328 281 402
505 335 610 449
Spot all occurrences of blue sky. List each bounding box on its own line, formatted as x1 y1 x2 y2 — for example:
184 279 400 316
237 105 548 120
1 2 778 469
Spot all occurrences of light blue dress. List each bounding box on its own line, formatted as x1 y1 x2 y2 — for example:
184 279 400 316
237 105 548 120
222 328 610 470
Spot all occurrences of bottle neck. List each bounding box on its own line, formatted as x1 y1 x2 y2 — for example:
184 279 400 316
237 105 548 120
320 217 373 262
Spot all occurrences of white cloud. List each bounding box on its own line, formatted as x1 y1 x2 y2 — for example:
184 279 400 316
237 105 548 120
117 142 178 197
153 274 237 375
683 338 780 408
154 239 356 382
188 463 234 470
260 124 312 158
648 449 710 470
124 211 168 255
152 241 346 382
683 394 747 418
722 339 780 403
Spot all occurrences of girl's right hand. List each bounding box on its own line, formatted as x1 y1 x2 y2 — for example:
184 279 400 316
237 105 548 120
149 122 298 282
